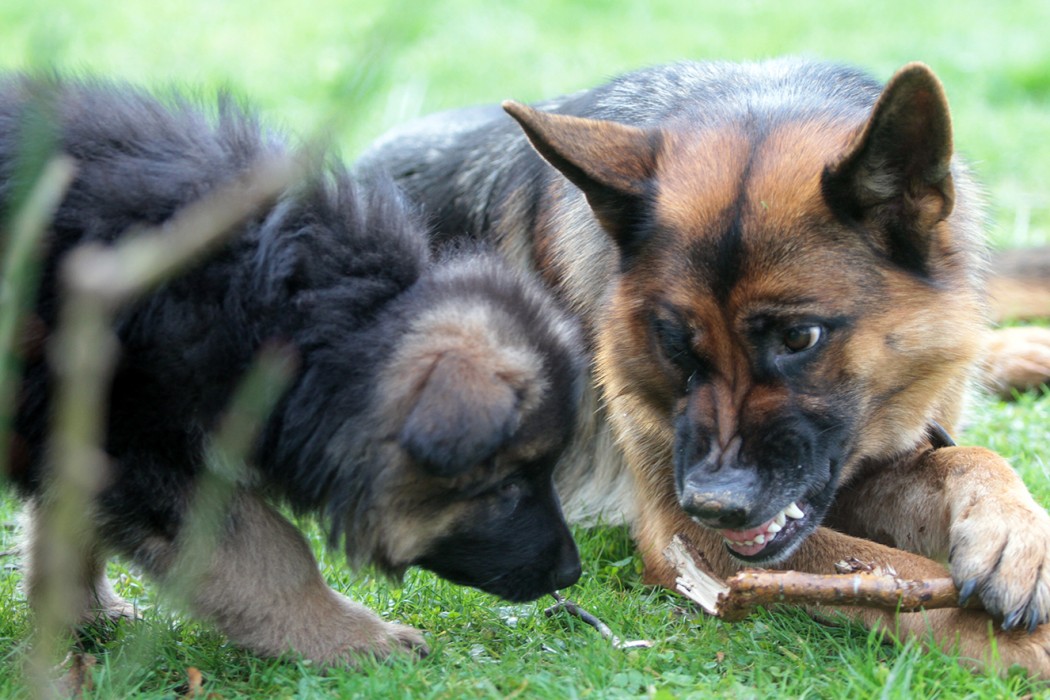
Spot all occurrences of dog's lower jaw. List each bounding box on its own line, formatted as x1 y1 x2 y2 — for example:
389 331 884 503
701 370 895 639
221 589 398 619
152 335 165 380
720 519 813 567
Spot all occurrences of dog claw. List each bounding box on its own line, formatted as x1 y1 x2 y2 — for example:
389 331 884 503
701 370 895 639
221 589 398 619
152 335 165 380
997 600 1050 634
1027 609 1044 635
1002 609 1022 631
958 579 977 607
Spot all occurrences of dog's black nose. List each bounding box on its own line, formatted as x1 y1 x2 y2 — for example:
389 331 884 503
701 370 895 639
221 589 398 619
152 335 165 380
679 468 759 529
551 538 582 590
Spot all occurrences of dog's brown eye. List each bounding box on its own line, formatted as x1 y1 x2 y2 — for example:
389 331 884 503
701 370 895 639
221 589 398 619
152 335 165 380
782 325 822 353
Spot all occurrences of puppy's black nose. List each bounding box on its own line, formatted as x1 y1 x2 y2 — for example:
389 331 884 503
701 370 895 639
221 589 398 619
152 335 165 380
551 538 582 590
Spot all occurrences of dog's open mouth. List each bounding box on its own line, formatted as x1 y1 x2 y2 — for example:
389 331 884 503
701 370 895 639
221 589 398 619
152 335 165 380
720 500 808 561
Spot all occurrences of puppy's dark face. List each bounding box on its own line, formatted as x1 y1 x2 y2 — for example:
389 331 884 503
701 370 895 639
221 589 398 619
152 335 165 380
505 64 983 567
411 451 579 602
366 416 579 602
364 259 583 601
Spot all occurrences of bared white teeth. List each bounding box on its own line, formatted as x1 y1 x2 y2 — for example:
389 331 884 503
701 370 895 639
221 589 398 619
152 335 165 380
723 502 806 550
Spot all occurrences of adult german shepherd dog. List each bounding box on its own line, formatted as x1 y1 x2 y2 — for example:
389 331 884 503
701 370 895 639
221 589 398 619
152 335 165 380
1 75 583 664
359 58 1050 674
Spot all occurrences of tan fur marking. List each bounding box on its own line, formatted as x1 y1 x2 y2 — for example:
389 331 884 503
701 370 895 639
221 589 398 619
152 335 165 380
988 279 1050 323
656 128 750 236
361 293 574 568
754 122 854 204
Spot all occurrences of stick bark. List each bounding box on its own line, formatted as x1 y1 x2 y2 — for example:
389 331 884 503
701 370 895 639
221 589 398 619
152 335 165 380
663 533 967 622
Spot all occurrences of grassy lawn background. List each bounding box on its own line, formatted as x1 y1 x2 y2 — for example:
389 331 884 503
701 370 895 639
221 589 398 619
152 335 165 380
0 1 1048 697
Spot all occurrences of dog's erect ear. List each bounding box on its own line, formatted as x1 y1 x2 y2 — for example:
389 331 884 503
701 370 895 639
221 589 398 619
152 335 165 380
399 352 522 477
821 63 955 275
503 100 658 255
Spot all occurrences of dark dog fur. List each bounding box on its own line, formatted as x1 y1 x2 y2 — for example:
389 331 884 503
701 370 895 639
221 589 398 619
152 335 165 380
1 74 583 664
359 58 1050 675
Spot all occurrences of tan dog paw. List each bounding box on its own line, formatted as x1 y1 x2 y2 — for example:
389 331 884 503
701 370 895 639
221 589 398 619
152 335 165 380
77 573 142 626
316 601 429 665
949 488 1050 632
890 606 1050 678
983 325 1050 399
240 587 428 667
373 620 429 659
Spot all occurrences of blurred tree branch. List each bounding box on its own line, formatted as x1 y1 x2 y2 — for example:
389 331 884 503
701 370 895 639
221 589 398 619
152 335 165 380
0 156 76 472
27 153 300 699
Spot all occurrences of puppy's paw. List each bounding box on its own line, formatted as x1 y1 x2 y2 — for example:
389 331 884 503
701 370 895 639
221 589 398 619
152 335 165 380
950 489 1050 633
369 619 429 660
983 325 1050 399
80 596 141 626
278 592 429 666
79 575 142 625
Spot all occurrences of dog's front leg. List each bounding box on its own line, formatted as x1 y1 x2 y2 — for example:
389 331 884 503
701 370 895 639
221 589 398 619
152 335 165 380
829 445 1050 633
154 491 427 665
789 528 1050 678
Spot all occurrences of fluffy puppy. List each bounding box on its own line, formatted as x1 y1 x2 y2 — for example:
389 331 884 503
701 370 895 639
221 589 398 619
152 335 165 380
0 74 583 664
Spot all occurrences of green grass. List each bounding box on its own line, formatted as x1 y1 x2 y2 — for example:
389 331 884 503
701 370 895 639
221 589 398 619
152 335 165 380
1 1 1049 697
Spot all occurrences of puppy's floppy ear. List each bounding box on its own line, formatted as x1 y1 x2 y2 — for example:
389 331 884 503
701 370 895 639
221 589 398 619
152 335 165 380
399 352 522 477
503 100 658 258
821 62 955 275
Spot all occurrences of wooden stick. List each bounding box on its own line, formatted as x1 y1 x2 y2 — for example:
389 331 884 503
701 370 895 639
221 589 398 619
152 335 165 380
663 533 729 616
664 533 966 622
